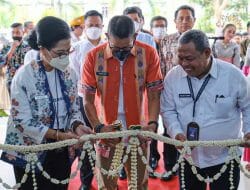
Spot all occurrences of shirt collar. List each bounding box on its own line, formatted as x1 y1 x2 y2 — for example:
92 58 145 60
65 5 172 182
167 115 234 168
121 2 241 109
180 56 218 79
105 41 137 60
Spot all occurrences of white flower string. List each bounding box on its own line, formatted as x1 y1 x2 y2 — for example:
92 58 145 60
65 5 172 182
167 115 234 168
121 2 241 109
36 145 89 185
0 131 244 152
183 146 241 188
180 160 186 190
129 136 140 190
26 153 38 190
0 161 30 189
1 130 249 189
84 141 96 174
138 144 185 178
229 160 235 189
237 163 250 178
108 142 124 177
98 143 128 177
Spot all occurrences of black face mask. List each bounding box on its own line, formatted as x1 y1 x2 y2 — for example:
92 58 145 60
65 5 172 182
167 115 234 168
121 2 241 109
113 50 130 61
12 36 22 42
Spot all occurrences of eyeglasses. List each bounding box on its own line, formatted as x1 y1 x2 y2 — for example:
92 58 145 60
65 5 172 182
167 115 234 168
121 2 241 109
176 16 194 23
51 47 75 59
109 41 135 52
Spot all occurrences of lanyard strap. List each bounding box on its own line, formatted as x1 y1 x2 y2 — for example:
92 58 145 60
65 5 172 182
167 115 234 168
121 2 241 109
187 75 211 118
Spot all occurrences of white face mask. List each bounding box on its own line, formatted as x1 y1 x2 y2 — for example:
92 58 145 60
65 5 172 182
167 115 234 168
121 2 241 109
134 21 141 32
85 27 102 40
152 27 166 39
49 55 70 72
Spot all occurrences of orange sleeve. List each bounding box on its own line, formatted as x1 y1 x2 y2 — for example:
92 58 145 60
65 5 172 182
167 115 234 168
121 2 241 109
146 46 163 91
80 51 97 94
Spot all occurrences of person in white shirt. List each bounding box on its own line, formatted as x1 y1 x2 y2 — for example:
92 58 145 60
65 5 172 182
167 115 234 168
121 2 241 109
161 29 250 190
24 31 39 65
243 44 250 75
70 10 104 80
24 49 38 65
148 15 168 176
69 10 104 190
123 6 156 48
69 16 84 45
122 5 156 180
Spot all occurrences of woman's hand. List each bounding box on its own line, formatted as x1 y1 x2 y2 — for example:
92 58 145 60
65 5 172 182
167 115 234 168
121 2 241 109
58 131 79 141
75 125 94 137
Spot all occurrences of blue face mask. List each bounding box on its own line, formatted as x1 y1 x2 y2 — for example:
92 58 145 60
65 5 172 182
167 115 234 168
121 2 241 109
113 50 131 61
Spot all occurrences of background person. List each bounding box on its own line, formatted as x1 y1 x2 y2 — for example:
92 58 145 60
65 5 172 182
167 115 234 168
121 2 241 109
70 10 104 190
70 15 84 45
160 4 196 181
0 22 30 94
23 21 34 42
148 15 168 175
212 23 240 68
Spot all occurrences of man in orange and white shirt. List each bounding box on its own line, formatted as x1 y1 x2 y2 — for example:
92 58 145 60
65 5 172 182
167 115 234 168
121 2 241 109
81 15 162 190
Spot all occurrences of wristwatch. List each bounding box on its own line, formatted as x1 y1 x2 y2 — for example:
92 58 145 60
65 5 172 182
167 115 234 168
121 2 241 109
95 123 105 133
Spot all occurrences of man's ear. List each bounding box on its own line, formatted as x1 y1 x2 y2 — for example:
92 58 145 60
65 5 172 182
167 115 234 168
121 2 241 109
133 33 138 40
204 48 211 59
105 33 109 39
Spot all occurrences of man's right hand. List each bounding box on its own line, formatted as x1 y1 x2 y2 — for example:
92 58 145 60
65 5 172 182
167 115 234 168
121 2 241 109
100 125 121 147
6 41 21 62
175 133 186 149
12 40 21 49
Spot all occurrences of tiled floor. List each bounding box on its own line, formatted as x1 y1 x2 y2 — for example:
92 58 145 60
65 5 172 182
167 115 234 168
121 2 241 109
0 117 250 190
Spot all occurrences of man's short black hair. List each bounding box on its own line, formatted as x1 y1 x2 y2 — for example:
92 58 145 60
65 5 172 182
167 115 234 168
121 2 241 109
108 15 135 39
174 5 195 20
84 10 103 21
24 21 33 28
10 23 23 28
123 6 143 19
179 29 210 53
150 16 167 29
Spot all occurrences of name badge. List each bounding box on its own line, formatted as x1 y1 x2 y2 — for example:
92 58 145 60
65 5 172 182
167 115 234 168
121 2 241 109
35 95 49 100
179 94 191 98
96 71 109 76
187 122 199 141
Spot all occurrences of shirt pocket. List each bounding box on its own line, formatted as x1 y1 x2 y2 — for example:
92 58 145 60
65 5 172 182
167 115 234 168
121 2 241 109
214 97 234 119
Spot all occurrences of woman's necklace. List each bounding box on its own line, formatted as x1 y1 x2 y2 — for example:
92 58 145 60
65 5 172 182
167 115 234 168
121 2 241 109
222 41 230 49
